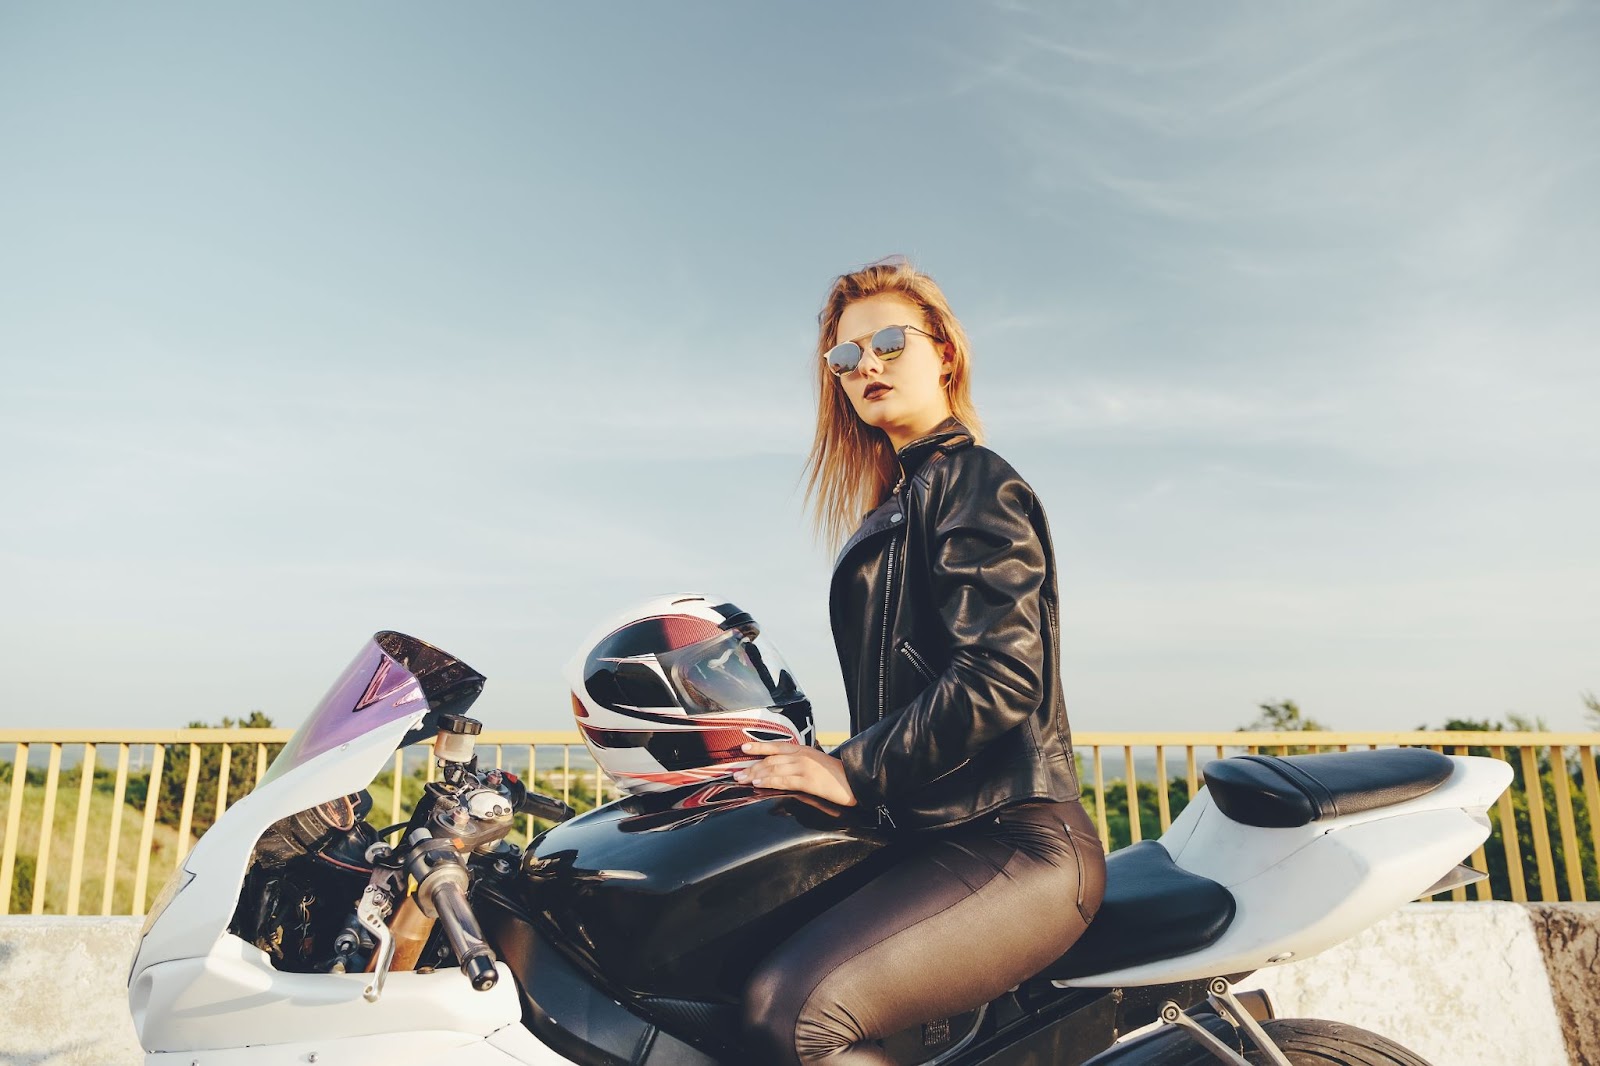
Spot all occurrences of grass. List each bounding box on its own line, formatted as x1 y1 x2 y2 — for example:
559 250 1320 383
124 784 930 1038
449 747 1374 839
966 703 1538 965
1 756 597 914
2 766 192 915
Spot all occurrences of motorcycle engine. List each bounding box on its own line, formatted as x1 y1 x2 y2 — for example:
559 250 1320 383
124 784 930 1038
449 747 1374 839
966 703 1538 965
230 791 380 971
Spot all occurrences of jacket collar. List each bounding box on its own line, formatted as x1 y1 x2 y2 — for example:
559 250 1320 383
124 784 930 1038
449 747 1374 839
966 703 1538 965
831 418 975 573
895 416 973 485
832 492 902 573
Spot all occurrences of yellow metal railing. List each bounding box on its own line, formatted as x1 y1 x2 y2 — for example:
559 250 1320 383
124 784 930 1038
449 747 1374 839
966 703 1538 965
3 730 1597 915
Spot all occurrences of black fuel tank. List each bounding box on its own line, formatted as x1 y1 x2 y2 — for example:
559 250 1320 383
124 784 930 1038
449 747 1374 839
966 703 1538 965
518 782 893 1003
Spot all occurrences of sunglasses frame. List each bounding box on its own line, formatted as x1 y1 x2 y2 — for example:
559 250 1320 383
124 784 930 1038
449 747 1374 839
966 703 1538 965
824 324 941 377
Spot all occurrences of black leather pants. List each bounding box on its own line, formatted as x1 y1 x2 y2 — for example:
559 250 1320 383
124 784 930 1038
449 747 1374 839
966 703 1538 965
743 798 1106 1065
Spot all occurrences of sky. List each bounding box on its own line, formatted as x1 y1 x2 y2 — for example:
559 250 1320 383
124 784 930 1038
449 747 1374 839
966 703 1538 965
2 1 1597 736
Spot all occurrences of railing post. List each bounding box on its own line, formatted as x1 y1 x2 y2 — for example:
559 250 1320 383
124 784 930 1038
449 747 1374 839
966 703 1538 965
1518 745 1558 901
215 743 232 823
103 744 130 915
0 742 28 915
1582 746 1600 900
1155 745 1171 832
30 744 64 915
174 743 202 867
1550 745 1585 902
526 744 538 847
1124 745 1141 844
390 749 405 829
1092 746 1108 851
131 744 167 916
1491 745 1528 903
66 743 98 916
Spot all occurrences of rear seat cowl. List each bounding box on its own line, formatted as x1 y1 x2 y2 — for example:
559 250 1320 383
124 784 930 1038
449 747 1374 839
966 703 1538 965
1203 748 1455 828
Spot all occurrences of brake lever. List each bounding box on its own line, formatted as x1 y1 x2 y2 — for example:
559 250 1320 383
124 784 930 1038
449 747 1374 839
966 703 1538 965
357 886 395 1002
358 841 406 1003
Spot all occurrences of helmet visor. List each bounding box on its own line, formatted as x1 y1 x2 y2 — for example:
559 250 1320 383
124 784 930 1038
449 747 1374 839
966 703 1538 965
657 628 805 715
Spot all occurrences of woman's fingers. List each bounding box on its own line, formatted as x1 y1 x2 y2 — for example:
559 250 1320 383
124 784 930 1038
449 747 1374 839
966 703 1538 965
729 746 856 807
751 772 805 790
741 741 801 757
735 754 805 784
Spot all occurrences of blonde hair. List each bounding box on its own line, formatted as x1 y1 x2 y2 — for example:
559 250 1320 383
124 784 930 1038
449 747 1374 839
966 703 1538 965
803 258 984 549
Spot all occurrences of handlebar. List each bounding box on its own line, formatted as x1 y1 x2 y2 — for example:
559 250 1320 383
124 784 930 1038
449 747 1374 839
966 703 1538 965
428 876 498 991
407 835 498 992
507 777 576 824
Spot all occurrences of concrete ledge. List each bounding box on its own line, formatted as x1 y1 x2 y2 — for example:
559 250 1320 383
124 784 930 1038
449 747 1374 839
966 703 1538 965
0 917 143 1066
2 906 1595 1065
1526 903 1600 1066
1249 902 1571 1066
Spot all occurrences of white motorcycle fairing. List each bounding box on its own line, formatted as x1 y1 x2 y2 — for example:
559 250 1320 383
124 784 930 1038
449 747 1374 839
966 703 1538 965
127 643 570 1064
1057 754 1511 987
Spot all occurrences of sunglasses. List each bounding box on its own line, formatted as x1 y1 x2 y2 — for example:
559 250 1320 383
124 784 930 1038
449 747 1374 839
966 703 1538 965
824 324 940 376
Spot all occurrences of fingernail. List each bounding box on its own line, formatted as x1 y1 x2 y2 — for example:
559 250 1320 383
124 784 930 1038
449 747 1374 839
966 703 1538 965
741 743 753 752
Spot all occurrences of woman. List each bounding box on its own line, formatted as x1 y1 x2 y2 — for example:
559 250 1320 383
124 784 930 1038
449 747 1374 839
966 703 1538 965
736 258 1106 1064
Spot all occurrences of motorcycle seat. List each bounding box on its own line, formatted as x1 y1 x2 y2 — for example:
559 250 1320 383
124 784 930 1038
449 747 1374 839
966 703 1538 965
1043 840 1234 982
1203 748 1454 828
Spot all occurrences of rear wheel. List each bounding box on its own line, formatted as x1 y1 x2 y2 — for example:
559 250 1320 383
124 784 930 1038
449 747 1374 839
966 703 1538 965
1246 1019 1432 1066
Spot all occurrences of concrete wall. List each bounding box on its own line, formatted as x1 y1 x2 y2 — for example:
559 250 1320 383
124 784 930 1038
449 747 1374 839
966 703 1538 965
1 905 1594 1065
0 917 144 1066
1249 902 1580 1066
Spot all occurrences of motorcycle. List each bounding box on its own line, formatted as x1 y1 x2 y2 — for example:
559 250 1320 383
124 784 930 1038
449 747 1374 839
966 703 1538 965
128 631 1510 1065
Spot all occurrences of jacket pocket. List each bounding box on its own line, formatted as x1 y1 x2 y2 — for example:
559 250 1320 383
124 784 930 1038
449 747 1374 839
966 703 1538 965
897 640 939 685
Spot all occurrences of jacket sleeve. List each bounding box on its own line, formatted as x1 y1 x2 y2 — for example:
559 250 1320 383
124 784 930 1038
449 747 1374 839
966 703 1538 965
835 458 1047 808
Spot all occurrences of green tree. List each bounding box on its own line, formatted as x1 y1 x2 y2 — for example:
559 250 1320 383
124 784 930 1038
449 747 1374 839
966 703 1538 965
1079 778 1198 852
158 712 282 837
1583 691 1600 729
1418 715 1596 902
1238 699 1327 755
1240 699 1328 732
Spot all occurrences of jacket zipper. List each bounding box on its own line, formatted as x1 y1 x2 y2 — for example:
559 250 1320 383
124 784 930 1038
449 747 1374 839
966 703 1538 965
1043 595 1066 738
873 490 904 831
922 757 971 787
876 539 898 724
898 641 938 685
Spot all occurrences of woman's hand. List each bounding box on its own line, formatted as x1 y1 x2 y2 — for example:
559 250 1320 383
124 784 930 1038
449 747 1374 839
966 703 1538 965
735 742 858 807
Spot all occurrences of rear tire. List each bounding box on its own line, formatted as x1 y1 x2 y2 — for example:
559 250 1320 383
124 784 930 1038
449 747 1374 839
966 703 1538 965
1247 1018 1432 1066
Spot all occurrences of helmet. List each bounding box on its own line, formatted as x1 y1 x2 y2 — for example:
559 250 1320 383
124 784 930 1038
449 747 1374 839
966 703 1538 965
566 594 814 795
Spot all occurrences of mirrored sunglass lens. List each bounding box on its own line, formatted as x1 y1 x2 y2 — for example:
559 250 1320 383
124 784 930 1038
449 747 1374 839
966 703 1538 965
871 326 908 359
826 342 863 375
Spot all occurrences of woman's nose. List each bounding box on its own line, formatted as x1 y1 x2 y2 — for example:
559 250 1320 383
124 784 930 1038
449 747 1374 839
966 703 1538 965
854 347 884 377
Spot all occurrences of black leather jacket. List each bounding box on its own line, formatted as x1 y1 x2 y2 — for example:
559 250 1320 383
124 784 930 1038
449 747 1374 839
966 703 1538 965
830 418 1081 831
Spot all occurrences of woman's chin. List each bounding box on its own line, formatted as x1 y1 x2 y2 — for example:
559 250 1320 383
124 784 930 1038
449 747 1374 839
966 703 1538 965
850 403 895 433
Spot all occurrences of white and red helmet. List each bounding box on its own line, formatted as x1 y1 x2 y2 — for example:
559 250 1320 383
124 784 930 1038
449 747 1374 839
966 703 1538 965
565 595 815 796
